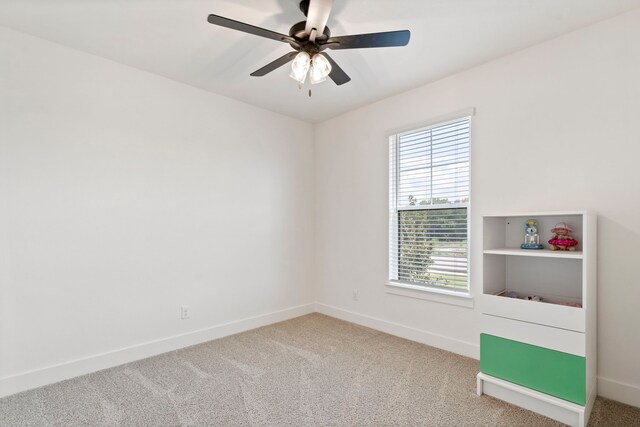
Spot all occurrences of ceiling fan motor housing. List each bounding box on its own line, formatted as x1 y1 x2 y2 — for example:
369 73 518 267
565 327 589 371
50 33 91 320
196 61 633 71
289 21 331 52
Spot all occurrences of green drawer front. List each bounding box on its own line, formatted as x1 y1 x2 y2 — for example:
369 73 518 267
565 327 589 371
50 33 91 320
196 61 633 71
480 334 585 405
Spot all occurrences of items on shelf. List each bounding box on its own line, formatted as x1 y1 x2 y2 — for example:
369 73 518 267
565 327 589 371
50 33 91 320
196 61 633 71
494 290 576 305
548 222 578 251
495 290 520 298
521 219 544 249
561 302 583 308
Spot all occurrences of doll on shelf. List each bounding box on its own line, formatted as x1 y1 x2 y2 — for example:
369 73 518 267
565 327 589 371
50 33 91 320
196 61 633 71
548 222 578 251
521 219 544 249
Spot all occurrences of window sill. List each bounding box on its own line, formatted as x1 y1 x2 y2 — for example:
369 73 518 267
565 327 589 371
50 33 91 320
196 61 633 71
385 281 474 308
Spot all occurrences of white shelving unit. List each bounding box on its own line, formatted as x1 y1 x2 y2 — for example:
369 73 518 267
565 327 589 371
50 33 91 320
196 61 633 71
477 211 597 427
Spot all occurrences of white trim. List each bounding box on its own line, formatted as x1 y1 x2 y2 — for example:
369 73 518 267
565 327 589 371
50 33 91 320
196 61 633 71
585 381 597 426
3 302 638 412
384 107 476 138
467 113 474 298
386 281 474 308
598 376 640 409
387 115 472 294
0 303 315 398
315 303 479 359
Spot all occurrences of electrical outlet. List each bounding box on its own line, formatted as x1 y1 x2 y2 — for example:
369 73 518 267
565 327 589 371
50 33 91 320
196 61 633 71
181 305 190 320
352 290 359 301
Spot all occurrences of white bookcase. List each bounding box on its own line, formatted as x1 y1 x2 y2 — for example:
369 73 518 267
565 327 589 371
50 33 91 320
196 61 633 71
477 211 597 427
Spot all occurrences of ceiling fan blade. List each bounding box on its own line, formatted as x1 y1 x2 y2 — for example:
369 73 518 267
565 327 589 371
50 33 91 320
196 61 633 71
305 0 334 37
322 53 351 86
323 30 410 50
207 14 295 44
250 52 298 77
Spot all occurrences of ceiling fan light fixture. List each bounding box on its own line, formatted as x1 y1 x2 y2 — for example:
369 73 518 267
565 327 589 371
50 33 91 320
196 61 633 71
309 53 332 84
290 51 311 84
208 0 410 87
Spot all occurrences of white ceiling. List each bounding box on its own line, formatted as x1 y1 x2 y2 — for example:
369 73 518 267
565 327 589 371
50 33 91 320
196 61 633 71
1 0 639 123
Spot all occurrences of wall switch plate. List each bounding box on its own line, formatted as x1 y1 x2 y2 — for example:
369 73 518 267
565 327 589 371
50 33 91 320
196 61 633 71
181 305 190 320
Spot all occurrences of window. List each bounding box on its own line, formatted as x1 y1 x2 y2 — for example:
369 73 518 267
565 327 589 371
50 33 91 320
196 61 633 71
389 116 470 293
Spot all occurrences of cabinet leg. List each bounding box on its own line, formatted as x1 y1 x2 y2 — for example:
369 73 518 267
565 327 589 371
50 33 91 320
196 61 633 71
477 375 483 396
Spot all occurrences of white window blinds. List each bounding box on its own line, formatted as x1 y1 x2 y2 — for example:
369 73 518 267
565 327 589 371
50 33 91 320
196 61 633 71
389 117 470 292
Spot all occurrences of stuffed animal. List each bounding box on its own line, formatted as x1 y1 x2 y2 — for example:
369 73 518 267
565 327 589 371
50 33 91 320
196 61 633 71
521 219 544 249
548 222 578 251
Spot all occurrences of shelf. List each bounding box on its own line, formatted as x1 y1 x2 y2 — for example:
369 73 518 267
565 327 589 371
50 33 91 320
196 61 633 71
484 248 583 259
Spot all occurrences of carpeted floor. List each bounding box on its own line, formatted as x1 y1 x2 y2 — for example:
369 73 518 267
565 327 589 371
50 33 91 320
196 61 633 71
1 313 639 426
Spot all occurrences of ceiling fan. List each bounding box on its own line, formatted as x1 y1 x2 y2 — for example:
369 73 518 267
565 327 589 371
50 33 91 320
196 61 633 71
207 0 410 86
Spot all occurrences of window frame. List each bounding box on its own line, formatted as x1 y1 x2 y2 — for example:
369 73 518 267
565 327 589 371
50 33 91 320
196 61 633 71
387 110 474 302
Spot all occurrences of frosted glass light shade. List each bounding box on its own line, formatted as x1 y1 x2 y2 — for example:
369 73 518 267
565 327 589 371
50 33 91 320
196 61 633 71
309 53 332 84
290 52 311 84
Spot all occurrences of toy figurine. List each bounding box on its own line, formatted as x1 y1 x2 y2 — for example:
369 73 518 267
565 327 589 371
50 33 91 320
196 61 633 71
548 222 578 251
521 219 544 249
527 295 543 302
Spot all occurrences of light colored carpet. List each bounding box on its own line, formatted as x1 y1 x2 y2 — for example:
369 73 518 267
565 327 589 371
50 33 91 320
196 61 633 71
1 313 639 426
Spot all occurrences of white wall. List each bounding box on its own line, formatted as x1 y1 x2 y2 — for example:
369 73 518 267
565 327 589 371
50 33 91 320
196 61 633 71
0 26 315 394
2 7 640 408
314 9 640 407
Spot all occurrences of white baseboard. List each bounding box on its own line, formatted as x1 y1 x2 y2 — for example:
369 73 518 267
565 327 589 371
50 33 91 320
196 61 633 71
598 376 640 409
314 303 479 359
0 303 315 399
3 302 639 411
